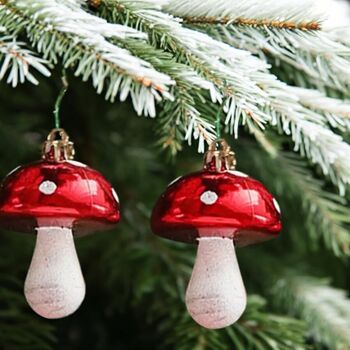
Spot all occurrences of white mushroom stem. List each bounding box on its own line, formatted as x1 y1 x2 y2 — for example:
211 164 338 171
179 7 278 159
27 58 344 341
24 224 85 319
185 236 247 329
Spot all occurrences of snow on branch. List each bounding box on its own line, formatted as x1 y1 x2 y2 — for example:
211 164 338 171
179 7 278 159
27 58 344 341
211 25 350 92
264 79 350 195
275 276 350 349
167 0 350 92
329 26 350 46
165 0 323 29
288 87 350 131
0 0 175 116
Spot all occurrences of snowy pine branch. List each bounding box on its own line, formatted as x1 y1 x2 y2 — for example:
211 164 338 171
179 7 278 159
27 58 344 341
168 0 350 92
99 0 234 152
262 81 350 194
97 0 275 143
0 0 175 116
208 25 350 92
239 250 350 349
275 276 350 350
206 62 350 194
288 87 350 131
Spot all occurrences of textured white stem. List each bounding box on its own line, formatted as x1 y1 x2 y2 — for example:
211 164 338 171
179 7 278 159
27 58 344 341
185 237 246 329
24 227 85 319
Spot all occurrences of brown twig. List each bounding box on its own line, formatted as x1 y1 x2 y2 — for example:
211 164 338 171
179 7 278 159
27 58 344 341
184 16 321 31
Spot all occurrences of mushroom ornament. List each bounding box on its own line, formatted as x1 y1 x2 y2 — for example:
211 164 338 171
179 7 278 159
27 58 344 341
151 139 282 329
0 129 120 319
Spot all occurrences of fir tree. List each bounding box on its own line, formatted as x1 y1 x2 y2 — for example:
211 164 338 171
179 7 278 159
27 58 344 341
0 0 350 349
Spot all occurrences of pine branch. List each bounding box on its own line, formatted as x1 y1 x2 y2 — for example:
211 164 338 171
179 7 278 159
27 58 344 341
2 0 217 149
167 0 350 92
222 70 350 196
235 296 308 350
288 87 350 131
240 250 350 350
161 296 308 350
157 88 216 154
0 0 175 116
261 84 350 195
274 276 350 350
97 0 272 132
209 25 350 92
239 134 350 256
0 31 50 86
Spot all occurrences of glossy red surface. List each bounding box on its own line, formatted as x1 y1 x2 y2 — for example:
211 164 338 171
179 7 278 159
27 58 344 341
151 170 281 246
0 160 120 236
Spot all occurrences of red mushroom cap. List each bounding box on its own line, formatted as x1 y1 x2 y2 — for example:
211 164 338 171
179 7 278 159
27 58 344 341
0 160 120 236
151 169 281 247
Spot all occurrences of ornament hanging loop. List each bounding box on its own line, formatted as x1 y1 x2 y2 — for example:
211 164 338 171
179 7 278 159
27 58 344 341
42 128 75 162
53 69 68 129
203 139 236 172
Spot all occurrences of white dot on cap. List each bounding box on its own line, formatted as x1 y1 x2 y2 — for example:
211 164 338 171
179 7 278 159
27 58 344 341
39 181 57 195
273 198 281 214
112 188 119 203
200 191 218 205
228 170 248 177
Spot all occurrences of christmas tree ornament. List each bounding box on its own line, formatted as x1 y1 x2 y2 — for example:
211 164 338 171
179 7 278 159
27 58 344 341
0 128 120 319
151 139 281 329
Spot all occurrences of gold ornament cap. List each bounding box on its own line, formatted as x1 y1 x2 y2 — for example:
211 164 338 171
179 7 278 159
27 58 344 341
203 139 236 172
42 128 75 162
